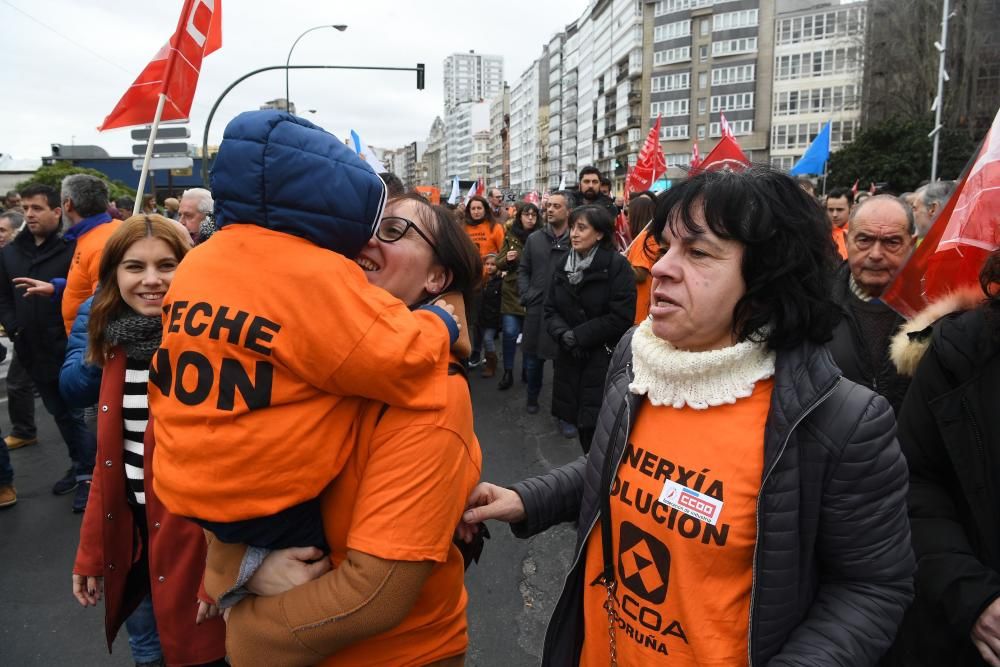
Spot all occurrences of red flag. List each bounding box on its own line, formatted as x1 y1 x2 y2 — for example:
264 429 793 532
720 112 734 138
692 134 751 174
883 108 1000 318
691 142 702 170
99 0 222 131
624 116 667 197
524 191 540 205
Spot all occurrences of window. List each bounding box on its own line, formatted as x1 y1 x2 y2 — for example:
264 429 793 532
700 18 710 36
712 37 757 56
654 46 691 65
775 47 862 80
713 9 758 31
711 64 755 85
655 20 691 42
699 45 709 62
698 72 708 89
769 120 858 150
697 124 706 139
710 92 754 112
651 72 691 92
710 119 753 136
651 99 690 116
666 153 692 167
660 123 690 140
772 85 860 116
776 7 866 45
698 97 707 114
770 155 796 170
654 0 730 16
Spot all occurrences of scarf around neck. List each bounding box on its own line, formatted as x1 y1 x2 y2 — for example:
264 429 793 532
564 245 599 285
628 319 775 409
106 310 162 362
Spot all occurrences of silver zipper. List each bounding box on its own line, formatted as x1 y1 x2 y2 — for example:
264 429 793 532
747 377 841 666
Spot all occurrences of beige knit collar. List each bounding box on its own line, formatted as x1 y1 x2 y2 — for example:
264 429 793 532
628 319 776 410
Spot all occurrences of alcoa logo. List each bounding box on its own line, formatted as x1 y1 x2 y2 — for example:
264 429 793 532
618 521 671 605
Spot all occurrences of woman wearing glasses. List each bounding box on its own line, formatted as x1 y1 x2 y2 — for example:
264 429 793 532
203 193 484 667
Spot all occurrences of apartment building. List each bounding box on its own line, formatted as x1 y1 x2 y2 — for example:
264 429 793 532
443 51 505 111
770 0 867 170
646 0 774 179
509 54 550 193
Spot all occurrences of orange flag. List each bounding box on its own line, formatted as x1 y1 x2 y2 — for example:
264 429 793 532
99 0 222 131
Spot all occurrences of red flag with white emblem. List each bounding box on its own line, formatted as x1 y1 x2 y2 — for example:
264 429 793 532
99 0 222 131
883 107 1000 317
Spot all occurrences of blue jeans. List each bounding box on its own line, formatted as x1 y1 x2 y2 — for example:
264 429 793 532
481 327 497 354
525 355 546 405
501 314 524 371
35 380 96 481
124 595 162 664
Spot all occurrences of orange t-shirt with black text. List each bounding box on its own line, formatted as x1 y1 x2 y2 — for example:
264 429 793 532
833 225 848 259
580 380 772 666
463 221 504 258
149 224 452 522
626 227 659 326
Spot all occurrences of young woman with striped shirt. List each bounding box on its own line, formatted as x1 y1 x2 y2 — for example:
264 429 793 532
68 215 226 666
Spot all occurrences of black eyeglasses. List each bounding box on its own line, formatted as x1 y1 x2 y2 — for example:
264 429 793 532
375 216 440 258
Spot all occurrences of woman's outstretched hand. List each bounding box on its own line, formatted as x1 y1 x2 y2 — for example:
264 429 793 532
457 482 526 544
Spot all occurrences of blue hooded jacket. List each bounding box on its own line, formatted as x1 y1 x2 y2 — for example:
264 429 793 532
210 110 387 258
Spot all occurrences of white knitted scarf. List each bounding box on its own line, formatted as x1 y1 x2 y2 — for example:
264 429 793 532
628 319 776 410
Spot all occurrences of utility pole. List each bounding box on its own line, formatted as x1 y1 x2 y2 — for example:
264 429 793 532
929 0 952 182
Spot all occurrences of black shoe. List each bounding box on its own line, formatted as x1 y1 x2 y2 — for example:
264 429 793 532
526 401 540 414
468 355 483 368
52 468 78 495
498 370 514 390
72 480 91 513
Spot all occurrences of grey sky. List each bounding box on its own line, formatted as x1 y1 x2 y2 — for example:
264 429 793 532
0 0 587 159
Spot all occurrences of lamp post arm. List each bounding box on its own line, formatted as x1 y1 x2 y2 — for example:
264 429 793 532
201 64 424 186
285 26 329 110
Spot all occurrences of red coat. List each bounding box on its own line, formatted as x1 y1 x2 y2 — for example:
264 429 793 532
73 347 226 665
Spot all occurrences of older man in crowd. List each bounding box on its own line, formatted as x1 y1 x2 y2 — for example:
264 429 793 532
178 187 214 244
828 195 916 414
911 180 955 239
487 187 509 224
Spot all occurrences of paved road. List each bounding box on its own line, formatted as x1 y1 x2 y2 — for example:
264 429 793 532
0 357 581 665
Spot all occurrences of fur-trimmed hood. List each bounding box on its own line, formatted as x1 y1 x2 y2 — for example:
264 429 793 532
890 287 985 376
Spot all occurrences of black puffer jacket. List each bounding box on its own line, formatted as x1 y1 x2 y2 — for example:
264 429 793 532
828 262 910 413
543 246 635 429
0 229 74 382
510 330 914 666
886 303 1000 666
518 225 570 360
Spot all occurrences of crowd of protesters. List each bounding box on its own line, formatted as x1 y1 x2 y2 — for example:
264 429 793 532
2 107 1000 667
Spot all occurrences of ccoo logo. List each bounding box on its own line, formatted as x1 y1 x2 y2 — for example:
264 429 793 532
617 521 671 604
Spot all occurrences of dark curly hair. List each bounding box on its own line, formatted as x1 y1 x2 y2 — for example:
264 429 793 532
650 166 841 351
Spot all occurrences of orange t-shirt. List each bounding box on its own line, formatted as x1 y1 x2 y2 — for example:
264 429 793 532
833 225 848 259
314 365 482 665
580 380 772 666
149 224 452 522
626 227 659 326
62 219 122 334
463 221 504 258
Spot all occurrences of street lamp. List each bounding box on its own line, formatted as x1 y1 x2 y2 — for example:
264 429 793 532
286 24 347 112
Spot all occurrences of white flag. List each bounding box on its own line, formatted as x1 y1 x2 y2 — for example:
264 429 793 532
447 175 460 205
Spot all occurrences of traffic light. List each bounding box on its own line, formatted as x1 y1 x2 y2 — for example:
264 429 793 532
416 63 425 90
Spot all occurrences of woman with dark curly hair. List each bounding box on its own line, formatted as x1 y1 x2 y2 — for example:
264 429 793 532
462 166 914 666
883 249 1000 667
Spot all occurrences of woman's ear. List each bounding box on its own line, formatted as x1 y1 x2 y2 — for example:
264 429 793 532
426 266 451 296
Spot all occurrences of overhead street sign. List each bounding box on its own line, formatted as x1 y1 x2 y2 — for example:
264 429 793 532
132 157 193 171
131 126 190 141
131 142 190 156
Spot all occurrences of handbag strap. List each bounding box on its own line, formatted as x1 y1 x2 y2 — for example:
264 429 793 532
598 399 629 667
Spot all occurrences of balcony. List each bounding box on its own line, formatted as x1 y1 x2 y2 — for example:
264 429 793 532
627 115 641 127
628 90 641 103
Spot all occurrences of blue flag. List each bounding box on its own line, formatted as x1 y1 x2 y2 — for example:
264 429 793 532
790 122 831 176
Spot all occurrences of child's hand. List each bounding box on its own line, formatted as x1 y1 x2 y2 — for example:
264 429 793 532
433 299 461 331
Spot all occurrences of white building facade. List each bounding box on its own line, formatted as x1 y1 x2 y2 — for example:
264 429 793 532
770 0 867 171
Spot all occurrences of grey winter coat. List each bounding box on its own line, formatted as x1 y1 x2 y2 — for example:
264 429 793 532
510 330 915 666
517 225 570 360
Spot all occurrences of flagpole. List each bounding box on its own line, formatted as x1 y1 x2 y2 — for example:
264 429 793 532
822 162 828 196
133 93 167 216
